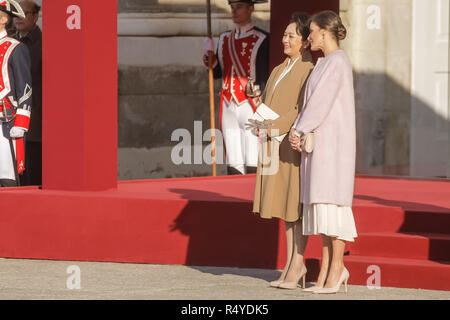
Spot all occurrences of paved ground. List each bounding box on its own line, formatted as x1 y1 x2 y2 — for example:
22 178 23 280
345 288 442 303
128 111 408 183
0 258 448 300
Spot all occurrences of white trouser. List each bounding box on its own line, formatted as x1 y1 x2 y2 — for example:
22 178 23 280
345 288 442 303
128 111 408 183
221 98 258 174
0 123 16 180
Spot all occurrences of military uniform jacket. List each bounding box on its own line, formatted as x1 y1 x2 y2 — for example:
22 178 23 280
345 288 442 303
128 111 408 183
0 29 32 173
205 24 269 121
14 26 41 142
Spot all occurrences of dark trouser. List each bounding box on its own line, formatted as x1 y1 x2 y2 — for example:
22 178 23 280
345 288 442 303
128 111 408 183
227 166 257 175
0 179 17 187
20 141 42 186
246 166 257 174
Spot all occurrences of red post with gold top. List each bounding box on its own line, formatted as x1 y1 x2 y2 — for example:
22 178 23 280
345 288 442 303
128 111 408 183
42 0 117 191
269 0 339 68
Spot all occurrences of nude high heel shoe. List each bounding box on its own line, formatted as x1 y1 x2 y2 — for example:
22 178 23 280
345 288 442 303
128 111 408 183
269 279 284 288
313 267 349 294
302 284 323 292
278 264 307 290
269 268 289 288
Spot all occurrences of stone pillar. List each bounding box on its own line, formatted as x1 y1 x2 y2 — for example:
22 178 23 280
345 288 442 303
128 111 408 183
341 0 412 175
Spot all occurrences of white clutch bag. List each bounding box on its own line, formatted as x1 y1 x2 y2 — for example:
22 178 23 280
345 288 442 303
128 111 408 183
300 132 314 153
250 103 287 143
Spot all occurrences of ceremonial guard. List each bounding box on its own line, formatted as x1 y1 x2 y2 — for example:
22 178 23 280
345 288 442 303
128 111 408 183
0 0 32 187
203 0 269 175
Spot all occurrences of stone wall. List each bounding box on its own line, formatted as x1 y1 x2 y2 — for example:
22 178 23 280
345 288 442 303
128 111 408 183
340 0 412 176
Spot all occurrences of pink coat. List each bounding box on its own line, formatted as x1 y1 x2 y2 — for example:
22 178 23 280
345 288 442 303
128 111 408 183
293 50 356 206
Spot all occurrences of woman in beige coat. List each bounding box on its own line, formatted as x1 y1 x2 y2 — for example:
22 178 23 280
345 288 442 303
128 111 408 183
253 12 314 289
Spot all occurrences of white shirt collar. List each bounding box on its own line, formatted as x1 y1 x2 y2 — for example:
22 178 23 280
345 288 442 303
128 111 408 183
234 23 254 38
274 57 300 90
287 56 300 68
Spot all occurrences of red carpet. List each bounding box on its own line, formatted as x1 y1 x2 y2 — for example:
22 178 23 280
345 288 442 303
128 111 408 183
0 175 449 291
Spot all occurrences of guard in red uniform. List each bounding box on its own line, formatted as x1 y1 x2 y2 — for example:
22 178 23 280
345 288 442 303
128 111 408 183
203 0 269 175
0 0 32 187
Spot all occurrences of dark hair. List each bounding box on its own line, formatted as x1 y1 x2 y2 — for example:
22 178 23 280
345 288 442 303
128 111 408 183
310 10 347 41
290 12 311 41
32 3 41 14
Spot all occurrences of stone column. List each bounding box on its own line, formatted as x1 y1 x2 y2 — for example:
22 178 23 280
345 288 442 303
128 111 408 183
341 0 412 175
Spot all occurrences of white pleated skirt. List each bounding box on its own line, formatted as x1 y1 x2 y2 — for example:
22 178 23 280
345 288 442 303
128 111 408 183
302 203 358 242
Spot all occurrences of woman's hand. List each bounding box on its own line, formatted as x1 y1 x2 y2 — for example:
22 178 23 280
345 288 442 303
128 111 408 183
289 128 302 152
289 128 300 144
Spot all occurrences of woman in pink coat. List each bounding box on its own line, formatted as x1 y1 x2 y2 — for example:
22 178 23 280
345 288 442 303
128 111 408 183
289 11 358 294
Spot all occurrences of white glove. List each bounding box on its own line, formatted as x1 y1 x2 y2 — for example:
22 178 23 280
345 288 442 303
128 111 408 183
10 126 25 138
204 37 214 52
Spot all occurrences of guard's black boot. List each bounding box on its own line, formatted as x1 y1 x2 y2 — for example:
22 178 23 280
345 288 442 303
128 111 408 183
0 179 18 187
246 166 257 174
227 166 243 175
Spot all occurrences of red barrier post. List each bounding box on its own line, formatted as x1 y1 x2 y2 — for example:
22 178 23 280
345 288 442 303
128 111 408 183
42 0 117 191
269 0 339 68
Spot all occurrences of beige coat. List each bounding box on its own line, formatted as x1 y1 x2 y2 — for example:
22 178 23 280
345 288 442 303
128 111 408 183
253 52 314 222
